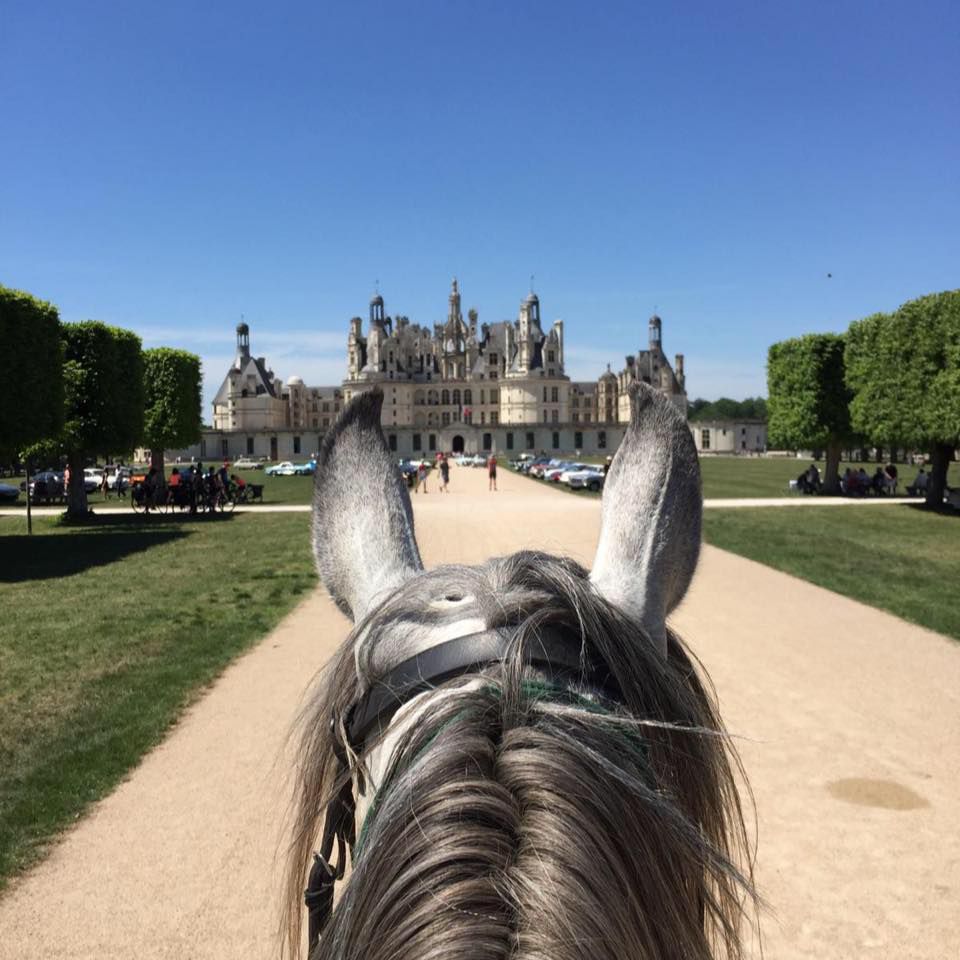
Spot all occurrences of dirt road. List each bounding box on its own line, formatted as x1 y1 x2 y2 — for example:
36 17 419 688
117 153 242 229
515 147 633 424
1 464 957 958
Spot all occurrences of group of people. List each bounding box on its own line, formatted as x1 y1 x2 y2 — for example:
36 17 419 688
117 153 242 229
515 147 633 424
411 453 499 494
795 461 939 497
139 461 245 512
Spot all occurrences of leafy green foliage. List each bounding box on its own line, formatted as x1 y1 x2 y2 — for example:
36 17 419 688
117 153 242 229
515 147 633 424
0 286 63 457
61 322 144 456
846 290 960 448
688 397 767 422
142 348 202 452
766 334 852 449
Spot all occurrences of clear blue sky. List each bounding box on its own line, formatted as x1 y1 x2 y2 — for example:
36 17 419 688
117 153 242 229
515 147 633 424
3 0 958 415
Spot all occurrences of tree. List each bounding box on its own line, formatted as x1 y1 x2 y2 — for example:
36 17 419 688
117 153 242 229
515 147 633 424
846 290 960 507
767 334 852 493
0 285 63 458
61 322 144 517
142 348 202 475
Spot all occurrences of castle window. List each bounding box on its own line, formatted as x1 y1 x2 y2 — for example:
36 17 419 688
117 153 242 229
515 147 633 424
506 432 514 450
551 387 558 402
312 418 318 427
598 431 607 449
490 389 498 404
428 390 438 405
551 410 559 423
246 437 254 455
572 397 579 408
480 390 485 404
452 389 460 405
482 433 492 451
526 432 535 449
552 432 560 450
543 411 548 423
442 389 450 405
388 434 397 451
414 391 425 405
413 433 422 451
428 434 436 452
548 351 555 363
584 412 591 423
464 389 472 405
481 412 486 425
548 369 555 377
489 353 498 365
701 429 711 450
575 432 583 448
323 418 330 427
442 412 450 426
489 371 497 379
542 387 547 402
293 436 301 454
572 413 579 423
490 412 499 425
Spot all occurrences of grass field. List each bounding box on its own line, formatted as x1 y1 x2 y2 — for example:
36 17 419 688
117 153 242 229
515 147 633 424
0 512 316 889
703 505 960 641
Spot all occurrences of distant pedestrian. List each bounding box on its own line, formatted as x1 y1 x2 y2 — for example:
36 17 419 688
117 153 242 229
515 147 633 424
100 468 110 499
439 456 450 493
415 461 428 494
487 454 497 492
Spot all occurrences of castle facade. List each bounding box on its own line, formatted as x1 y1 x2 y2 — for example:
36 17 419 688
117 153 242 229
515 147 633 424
199 281 686 462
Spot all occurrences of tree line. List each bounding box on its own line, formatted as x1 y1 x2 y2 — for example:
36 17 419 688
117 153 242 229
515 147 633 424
0 284 202 521
767 289 959 506
687 397 768 422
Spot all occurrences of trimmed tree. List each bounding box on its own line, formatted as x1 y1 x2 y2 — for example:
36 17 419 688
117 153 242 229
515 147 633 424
846 290 960 507
61 322 144 517
142 348 202 476
767 334 853 494
0 285 64 456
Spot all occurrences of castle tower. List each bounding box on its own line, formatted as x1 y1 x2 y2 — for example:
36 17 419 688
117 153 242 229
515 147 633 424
347 316 363 378
675 353 685 389
648 314 662 351
235 321 250 366
370 292 385 327
448 278 462 326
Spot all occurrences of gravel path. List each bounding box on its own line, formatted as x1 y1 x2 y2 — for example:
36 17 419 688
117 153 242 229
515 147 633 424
1 464 956 958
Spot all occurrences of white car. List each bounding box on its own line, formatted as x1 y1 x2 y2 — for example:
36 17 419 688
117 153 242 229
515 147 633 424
232 458 263 470
565 468 605 492
266 461 296 476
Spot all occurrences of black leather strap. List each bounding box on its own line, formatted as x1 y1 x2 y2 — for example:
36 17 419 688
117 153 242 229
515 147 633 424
346 627 621 754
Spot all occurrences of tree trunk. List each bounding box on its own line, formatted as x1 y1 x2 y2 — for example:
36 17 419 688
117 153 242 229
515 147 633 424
823 440 842 495
926 443 953 508
150 448 166 481
66 450 89 518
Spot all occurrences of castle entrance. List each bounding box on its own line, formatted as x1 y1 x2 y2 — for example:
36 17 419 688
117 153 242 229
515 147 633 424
452 435 465 454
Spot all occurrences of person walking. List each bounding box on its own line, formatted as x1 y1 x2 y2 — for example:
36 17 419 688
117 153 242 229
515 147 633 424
415 461 428 494
439 455 450 493
487 453 498 492
100 467 110 500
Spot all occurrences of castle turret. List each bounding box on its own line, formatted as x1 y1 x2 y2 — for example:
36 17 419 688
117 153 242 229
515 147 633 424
235 321 250 366
370 292 385 327
675 353 685 389
648 314 662 350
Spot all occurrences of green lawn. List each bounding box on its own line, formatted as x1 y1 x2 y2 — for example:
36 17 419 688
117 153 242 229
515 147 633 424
0 512 316 889
703 505 960 640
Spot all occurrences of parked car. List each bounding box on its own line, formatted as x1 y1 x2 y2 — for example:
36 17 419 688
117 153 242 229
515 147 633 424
83 467 104 492
292 460 317 475
565 468 605 492
232 457 263 470
266 461 297 476
0 482 20 503
556 464 592 483
23 471 65 502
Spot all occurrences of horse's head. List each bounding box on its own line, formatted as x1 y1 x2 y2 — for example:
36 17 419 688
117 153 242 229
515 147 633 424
288 383 752 959
312 381 701 669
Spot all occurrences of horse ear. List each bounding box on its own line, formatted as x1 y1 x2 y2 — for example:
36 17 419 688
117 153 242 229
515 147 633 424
590 382 702 657
312 388 423 622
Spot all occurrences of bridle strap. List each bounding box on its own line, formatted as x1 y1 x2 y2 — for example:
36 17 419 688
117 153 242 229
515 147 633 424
347 626 621 754
305 625 622 954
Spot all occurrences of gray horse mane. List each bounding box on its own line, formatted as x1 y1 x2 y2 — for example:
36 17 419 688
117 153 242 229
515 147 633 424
285 551 756 959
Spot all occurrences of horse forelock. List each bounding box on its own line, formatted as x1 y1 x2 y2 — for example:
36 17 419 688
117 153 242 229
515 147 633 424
284 551 757 960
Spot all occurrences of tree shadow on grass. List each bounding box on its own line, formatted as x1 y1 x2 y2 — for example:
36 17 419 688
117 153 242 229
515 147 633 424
0 526 193 582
